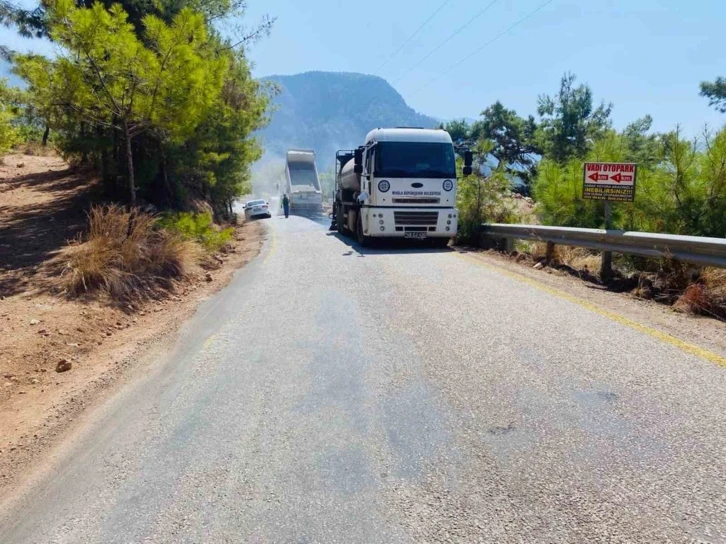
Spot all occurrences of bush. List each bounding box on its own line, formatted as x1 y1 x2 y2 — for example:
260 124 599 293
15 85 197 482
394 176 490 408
0 80 20 155
532 158 605 228
533 126 726 237
65 205 199 300
456 169 519 244
157 211 234 252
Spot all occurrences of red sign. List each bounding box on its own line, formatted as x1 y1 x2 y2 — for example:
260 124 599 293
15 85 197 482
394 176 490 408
583 162 637 202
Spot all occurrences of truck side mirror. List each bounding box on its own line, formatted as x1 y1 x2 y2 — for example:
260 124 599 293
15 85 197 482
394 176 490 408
354 148 363 175
463 150 474 176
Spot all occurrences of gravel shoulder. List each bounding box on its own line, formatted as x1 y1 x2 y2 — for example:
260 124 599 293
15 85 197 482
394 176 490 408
462 248 726 361
0 152 266 496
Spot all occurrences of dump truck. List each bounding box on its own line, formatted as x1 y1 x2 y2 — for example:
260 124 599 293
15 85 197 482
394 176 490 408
283 149 323 213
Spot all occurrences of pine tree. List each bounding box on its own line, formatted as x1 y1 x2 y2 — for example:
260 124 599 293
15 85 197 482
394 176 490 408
16 1 226 204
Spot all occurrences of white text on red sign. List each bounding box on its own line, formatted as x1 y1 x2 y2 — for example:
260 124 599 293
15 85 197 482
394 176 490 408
584 163 636 186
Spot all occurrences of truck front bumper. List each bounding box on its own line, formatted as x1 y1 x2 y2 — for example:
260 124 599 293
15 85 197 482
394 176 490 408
361 207 458 238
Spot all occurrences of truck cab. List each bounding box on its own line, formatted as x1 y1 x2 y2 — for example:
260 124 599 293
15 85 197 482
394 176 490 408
334 128 470 245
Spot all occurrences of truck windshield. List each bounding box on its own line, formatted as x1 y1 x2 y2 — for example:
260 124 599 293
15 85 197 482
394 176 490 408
375 142 456 178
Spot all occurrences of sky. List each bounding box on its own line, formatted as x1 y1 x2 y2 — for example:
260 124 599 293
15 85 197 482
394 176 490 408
242 0 726 137
3 0 725 137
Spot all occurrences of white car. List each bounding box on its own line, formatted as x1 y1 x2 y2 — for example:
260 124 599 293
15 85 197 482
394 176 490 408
243 199 271 220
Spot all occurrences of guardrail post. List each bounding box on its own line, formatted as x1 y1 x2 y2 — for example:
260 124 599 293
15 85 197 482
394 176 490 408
600 202 613 282
546 241 555 262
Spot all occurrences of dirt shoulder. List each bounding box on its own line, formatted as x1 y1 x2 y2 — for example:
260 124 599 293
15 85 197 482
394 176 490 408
0 153 265 491
463 248 726 359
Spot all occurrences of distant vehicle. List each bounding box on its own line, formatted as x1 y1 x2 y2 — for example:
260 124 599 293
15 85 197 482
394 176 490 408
243 199 271 220
331 128 473 246
284 150 323 213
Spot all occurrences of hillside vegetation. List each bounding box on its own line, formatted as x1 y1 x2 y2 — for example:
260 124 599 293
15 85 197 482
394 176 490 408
0 0 278 311
447 72 726 317
1 0 273 218
447 72 726 241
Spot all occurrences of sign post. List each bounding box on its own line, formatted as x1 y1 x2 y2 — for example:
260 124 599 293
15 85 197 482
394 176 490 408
601 201 613 281
582 162 637 281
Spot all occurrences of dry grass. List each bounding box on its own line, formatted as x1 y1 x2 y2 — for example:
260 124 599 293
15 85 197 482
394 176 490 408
704 268 726 298
17 142 58 157
64 205 200 300
674 268 726 320
553 246 602 273
510 240 726 321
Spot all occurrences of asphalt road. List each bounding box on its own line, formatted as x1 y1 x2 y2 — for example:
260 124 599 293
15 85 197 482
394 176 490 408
2 214 726 543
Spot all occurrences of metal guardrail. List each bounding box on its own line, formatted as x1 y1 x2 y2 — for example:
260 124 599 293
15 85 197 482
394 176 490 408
480 224 726 269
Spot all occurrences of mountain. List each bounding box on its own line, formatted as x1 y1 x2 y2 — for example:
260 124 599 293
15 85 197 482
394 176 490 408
256 71 438 169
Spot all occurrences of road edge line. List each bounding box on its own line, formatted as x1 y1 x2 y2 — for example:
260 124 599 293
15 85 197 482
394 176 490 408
455 252 726 368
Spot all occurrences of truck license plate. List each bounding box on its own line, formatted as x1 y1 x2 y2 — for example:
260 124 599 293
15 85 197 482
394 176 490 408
404 232 427 239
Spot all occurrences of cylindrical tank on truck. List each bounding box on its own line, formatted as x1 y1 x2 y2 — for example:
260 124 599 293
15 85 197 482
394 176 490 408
330 128 473 246
338 157 361 192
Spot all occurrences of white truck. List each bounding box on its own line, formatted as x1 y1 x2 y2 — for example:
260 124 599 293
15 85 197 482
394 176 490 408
283 149 323 213
331 128 472 246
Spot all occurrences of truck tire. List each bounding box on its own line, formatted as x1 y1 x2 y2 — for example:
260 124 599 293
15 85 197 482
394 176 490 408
356 214 371 247
336 204 347 235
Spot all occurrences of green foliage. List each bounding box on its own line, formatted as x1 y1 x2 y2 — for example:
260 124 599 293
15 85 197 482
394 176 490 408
168 53 268 214
456 149 518 243
633 128 726 237
442 119 472 143
2 0 255 40
11 0 271 214
533 157 605 228
15 1 228 202
700 77 726 113
0 77 21 153
0 1 45 39
620 115 661 167
442 71 726 241
534 125 726 237
318 165 335 200
474 101 541 189
158 211 233 251
537 72 612 163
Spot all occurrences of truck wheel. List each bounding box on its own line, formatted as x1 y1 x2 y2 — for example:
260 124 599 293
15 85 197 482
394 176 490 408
336 204 347 235
356 214 370 246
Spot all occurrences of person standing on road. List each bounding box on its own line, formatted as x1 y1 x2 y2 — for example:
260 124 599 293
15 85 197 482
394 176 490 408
282 194 290 218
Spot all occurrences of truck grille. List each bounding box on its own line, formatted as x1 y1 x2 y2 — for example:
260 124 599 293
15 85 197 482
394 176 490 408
393 211 439 226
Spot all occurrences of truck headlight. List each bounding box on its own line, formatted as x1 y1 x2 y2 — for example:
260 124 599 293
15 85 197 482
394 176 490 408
378 180 390 193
